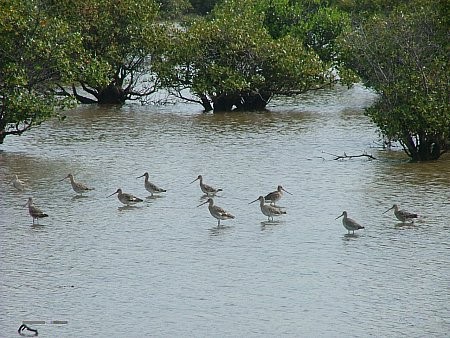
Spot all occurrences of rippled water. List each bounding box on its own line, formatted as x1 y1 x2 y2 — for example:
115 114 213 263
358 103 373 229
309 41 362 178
1 84 449 337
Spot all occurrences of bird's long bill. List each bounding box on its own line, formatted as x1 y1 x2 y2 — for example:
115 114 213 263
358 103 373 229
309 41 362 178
136 174 145 179
190 177 199 184
197 200 208 207
335 213 344 220
249 198 259 204
382 206 394 214
59 176 68 182
282 187 293 195
107 191 118 198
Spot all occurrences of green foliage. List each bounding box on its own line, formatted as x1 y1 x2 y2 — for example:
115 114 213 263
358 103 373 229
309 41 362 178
44 0 169 104
0 0 79 144
155 0 336 111
261 0 351 63
159 0 192 19
330 0 411 19
339 0 449 160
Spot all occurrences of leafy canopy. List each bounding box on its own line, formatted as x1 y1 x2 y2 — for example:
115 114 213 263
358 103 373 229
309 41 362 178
339 0 449 160
44 0 169 104
0 0 81 143
156 0 342 111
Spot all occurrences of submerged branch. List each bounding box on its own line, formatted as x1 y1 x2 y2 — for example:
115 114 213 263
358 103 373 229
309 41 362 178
322 151 377 160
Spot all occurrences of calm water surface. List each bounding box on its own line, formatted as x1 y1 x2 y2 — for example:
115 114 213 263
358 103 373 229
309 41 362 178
1 85 449 337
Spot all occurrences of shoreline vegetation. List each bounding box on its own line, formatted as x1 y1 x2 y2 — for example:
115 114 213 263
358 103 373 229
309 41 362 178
0 0 448 161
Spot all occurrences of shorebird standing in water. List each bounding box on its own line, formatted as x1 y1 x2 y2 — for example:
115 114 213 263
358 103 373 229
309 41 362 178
24 197 48 225
12 175 25 191
249 196 286 222
61 173 94 195
136 172 166 197
108 188 143 206
335 211 365 234
197 198 234 226
191 175 222 196
264 185 292 206
383 204 418 223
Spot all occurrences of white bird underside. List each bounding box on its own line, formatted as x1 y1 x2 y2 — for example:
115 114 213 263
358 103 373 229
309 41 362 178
13 175 25 191
251 196 286 221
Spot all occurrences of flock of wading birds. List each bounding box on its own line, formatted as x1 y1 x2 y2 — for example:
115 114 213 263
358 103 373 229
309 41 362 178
12 172 419 232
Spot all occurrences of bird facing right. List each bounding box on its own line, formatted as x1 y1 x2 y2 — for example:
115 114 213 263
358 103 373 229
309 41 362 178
264 185 292 206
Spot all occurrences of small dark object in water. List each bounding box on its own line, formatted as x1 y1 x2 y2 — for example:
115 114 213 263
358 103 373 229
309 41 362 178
18 324 38 336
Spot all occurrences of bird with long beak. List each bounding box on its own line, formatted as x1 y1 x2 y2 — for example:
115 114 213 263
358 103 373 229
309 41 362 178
190 175 222 196
197 198 234 226
24 197 48 225
383 204 418 223
60 173 94 195
249 196 286 221
136 172 166 196
335 211 364 234
264 185 292 206
108 188 143 206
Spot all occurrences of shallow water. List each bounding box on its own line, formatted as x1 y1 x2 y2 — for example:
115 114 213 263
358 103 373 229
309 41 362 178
1 85 449 337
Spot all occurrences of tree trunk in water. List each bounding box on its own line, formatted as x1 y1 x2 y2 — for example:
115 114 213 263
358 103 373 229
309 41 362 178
212 91 272 113
199 94 213 112
402 132 444 161
213 94 239 112
97 84 126 104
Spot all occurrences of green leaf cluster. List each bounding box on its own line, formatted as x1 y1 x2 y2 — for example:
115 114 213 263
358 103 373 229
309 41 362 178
43 0 168 103
339 0 449 160
156 0 338 111
0 0 80 143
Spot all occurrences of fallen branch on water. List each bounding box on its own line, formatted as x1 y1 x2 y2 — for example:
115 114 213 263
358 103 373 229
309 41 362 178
322 151 377 160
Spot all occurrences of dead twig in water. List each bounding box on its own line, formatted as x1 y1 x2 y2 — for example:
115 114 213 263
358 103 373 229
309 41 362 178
322 151 377 160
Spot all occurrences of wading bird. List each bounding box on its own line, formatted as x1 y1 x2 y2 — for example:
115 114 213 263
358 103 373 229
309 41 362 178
335 211 365 234
12 175 25 191
24 197 48 225
136 172 166 196
249 196 286 222
191 175 222 196
383 204 418 223
197 198 234 226
61 173 94 195
108 188 143 206
264 185 292 206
